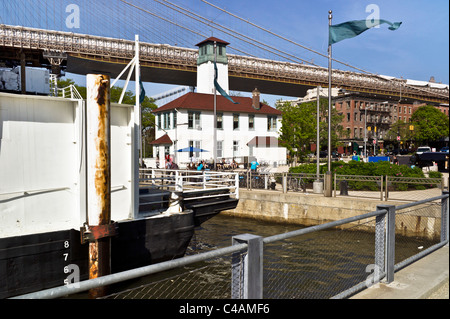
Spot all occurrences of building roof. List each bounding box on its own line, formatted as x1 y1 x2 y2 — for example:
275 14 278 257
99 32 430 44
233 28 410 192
150 134 173 145
247 136 281 147
195 37 230 47
153 92 282 116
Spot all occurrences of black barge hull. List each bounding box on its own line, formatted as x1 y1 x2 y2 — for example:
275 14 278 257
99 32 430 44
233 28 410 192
0 211 195 299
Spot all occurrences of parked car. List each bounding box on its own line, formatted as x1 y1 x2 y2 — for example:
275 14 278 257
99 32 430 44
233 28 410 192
440 146 449 153
415 146 431 155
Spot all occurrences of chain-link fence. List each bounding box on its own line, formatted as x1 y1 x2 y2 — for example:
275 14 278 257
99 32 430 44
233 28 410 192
263 222 377 299
12 192 448 300
394 200 444 265
101 257 234 299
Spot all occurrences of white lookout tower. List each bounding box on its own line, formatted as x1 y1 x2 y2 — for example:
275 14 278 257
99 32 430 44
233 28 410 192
195 37 230 94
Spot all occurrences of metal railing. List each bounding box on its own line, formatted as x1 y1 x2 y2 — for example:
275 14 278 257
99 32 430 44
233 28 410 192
139 168 239 200
11 191 448 299
236 171 446 201
56 85 83 100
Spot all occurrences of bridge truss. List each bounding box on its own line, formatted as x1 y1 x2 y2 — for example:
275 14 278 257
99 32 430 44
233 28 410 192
0 24 448 104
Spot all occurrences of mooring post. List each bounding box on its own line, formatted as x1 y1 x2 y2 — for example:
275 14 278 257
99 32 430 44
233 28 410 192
86 74 112 298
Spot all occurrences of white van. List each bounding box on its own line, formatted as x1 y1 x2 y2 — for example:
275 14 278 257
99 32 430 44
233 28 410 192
416 146 431 155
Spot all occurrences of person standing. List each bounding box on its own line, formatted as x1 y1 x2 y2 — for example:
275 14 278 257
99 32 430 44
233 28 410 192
250 159 259 172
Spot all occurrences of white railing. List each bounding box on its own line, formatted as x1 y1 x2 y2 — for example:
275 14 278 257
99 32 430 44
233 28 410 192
139 168 239 200
57 85 83 100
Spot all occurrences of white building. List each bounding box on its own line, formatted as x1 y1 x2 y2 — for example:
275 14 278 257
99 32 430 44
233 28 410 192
151 37 286 168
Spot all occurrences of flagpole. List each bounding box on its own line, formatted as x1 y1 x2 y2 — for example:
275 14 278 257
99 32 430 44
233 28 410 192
213 41 217 170
325 10 333 197
134 34 141 215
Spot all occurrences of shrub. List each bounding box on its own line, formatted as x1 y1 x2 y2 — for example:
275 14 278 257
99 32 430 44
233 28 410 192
428 171 443 179
288 160 434 191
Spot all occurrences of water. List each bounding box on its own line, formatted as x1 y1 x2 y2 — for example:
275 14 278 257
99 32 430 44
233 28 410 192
100 213 438 299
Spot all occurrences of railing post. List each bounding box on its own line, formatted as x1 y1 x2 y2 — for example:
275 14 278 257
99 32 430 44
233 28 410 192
231 234 263 299
441 191 449 243
380 175 383 201
202 171 206 189
282 173 287 193
175 170 182 192
235 173 239 199
385 175 389 201
377 204 396 283
374 210 386 280
333 173 337 197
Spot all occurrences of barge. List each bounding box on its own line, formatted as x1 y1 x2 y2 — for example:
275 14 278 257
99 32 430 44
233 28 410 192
0 92 238 298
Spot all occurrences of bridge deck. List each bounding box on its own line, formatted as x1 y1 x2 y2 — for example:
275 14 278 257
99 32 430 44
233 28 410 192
1 24 448 103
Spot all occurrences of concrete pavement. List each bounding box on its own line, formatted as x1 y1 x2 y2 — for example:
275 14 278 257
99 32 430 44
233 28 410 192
351 245 449 299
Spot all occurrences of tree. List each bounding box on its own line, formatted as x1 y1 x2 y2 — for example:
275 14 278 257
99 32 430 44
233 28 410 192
410 105 449 145
278 98 343 161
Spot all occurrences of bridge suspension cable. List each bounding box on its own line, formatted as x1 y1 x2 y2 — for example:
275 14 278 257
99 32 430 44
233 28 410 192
154 0 319 66
200 0 448 100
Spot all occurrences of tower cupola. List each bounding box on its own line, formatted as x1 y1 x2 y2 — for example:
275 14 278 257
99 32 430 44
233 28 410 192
195 37 230 94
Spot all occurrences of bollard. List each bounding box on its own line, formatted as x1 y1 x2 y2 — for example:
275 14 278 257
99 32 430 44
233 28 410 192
86 74 112 298
340 180 348 196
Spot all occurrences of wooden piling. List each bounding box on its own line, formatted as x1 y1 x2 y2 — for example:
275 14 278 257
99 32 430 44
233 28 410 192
86 74 111 298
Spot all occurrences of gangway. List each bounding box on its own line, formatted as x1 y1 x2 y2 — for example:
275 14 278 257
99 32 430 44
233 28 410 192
139 168 239 225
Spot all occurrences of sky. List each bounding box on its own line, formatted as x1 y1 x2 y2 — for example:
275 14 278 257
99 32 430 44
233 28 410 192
196 0 449 102
1 0 448 107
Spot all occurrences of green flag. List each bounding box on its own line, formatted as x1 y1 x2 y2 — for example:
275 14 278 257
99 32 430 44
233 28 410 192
139 80 146 104
329 19 402 45
214 61 238 104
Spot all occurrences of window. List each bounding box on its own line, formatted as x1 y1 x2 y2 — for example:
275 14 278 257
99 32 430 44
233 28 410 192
248 115 255 130
233 114 239 130
233 140 239 157
157 114 161 130
188 111 201 129
267 116 277 131
217 140 223 158
173 110 177 127
217 113 223 129
347 113 350 122
163 112 170 129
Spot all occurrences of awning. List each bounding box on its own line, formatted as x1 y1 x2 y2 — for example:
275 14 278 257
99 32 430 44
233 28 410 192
150 134 173 145
247 136 280 147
